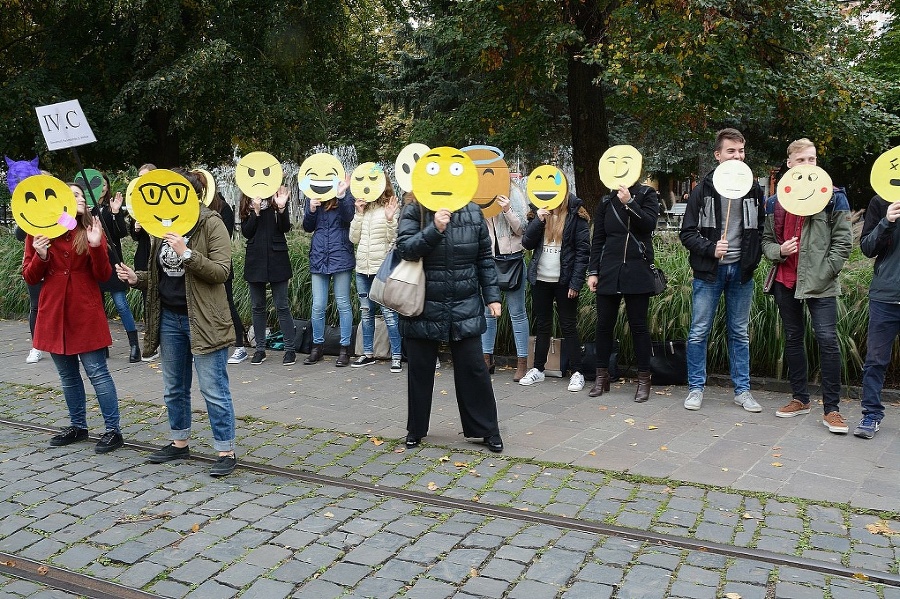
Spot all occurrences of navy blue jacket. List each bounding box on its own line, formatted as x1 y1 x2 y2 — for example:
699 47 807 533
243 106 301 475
522 194 591 291
302 194 356 274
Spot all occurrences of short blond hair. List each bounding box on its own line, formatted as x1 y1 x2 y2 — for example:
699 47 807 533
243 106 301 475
786 138 815 158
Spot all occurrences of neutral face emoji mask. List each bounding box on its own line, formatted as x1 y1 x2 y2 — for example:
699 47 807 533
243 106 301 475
411 147 479 212
712 160 754 199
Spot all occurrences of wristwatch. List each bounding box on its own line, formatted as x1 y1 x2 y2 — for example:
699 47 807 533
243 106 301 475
182 249 192 261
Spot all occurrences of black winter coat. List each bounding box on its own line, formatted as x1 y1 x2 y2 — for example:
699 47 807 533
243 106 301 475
93 204 129 293
241 202 293 283
588 184 659 295
522 194 591 291
396 202 501 342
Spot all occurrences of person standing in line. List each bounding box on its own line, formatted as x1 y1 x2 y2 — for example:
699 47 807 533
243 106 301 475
17 225 44 363
679 128 766 412
587 181 660 402
24 182 125 453
518 185 591 392
349 179 404 372
129 164 158 361
854 195 900 439
239 185 297 366
116 168 238 477
481 185 531 382
762 139 852 433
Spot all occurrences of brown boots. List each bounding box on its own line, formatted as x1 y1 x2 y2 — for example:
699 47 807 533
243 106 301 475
513 358 528 382
634 370 652 402
588 368 610 397
483 353 495 374
335 345 350 367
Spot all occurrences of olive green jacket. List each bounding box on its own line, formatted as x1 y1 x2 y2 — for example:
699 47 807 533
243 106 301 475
134 206 234 355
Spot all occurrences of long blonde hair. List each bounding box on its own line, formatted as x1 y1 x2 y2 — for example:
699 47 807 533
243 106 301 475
543 200 568 245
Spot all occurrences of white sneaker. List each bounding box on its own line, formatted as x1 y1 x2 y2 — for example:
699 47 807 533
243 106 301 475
435 357 441 369
734 391 762 413
684 389 703 410
26 348 42 364
567 371 585 392
519 368 545 386
141 351 159 362
228 347 248 364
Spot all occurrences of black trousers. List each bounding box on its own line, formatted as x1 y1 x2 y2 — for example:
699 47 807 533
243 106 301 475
531 280 581 373
595 293 652 371
224 274 246 347
406 336 500 439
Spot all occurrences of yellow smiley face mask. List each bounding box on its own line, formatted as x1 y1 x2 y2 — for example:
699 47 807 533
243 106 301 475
526 165 568 210
130 169 200 238
777 165 833 216
598 145 642 190
299 153 346 202
235 152 283 198
871 145 900 202
350 162 387 202
411 147 479 212
12 174 77 238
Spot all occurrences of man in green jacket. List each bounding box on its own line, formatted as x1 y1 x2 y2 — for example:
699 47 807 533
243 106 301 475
762 139 853 434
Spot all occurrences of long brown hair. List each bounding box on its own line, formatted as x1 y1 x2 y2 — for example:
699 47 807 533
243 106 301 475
362 178 396 213
543 200 568 245
67 183 96 255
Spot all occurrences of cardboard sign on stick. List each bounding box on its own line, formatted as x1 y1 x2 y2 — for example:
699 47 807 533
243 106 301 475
34 100 97 151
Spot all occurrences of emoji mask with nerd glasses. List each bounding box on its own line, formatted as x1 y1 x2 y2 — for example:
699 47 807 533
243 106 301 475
129 169 200 238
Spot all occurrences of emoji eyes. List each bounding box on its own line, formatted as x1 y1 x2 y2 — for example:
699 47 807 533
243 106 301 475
425 161 465 176
23 189 57 203
24 191 37 203
426 162 440 175
246 167 272 177
449 163 464 176
791 172 818 182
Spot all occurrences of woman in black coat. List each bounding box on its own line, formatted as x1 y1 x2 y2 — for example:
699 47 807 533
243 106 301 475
395 196 504 453
586 183 660 402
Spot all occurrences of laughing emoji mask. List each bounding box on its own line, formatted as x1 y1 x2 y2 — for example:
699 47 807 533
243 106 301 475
462 145 509 218
130 169 200 238
12 174 78 238
299 153 346 202
411 147 479 212
235 152 283 198
777 165 833 216
526 165 567 210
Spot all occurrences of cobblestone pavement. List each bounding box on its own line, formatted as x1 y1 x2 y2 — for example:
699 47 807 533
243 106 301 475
1 382 898 599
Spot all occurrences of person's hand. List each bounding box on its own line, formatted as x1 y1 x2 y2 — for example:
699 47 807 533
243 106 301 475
587 274 598 292
567 288 579 299
780 236 799 257
252 197 262 215
336 175 350 197
616 185 631 204
116 263 137 285
488 302 502 318
33 235 50 260
86 217 103 247
887 202 900 223
134 221 142 232
164 233 188 256
273 186 289 211
536 208 551 222
715 238 729 259
355 198 367 214
385 195 399 221
111 192 123 214
308 198 321 213
434 209 451 232
496 195 510 213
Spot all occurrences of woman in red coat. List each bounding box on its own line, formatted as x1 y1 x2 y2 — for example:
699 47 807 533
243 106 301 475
22 182 125 453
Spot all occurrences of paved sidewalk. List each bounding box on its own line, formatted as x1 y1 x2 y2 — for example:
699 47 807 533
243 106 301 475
2 318 897 512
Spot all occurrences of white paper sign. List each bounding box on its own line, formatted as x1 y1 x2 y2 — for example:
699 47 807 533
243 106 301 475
34 100 97 151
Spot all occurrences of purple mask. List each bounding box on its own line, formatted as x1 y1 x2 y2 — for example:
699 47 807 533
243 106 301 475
5 156 41 195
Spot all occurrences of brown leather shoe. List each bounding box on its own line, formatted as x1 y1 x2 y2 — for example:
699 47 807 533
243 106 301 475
513 357 528 382
634 370 652 403
303 344 323 365
588 367 610 397
335 345 351 367
483 353 494 374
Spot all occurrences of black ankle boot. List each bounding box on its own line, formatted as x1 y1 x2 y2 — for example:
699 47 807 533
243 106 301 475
127 330 141 363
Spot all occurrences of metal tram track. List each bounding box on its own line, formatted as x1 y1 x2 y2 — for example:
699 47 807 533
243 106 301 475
2 417 899 597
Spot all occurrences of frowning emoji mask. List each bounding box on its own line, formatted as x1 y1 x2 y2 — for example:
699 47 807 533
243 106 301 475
526 165 567 210
411 146 479 212
12 174 77 238
299 153 346 202
598 145 642 190
130 169 200 238
235 152 283 198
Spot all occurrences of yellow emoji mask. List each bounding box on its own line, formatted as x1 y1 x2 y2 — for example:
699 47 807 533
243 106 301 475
350 162 387 202
870 145 900 202
130 169 200 238
598 145 642 190
395 143 430 194
235 152 283 198
712 160 754 199
462 145 509 218
411 147 479 212
196 168 217 206
12 174 77 238
777 165 833 216
299 153 346 202
526 165 568 210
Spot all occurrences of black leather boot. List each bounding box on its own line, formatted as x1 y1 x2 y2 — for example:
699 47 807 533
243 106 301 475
335 345 350 367
304 344 324 365
127 330 141 363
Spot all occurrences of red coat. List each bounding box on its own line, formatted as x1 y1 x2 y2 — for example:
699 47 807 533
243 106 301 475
22 231 113 355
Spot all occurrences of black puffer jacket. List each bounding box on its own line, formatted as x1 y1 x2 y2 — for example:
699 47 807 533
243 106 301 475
396 202 500 341
522 194 591 291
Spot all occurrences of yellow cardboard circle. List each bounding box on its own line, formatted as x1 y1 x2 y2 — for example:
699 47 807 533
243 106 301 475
235 151 283 198
526 165 568 210
870 145 900 202
777 165 833 217
350 162 387 202
411 147 479 212
298 153 346 202
124 177 138 214
130 169 200 238
712 160 754 199
598 145 643 190
395 143 430 193
463 145 508 218
12 174 78 238
196 168 217 206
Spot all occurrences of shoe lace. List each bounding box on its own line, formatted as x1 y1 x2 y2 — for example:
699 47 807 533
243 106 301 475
860 415 877 427
99 431 118 443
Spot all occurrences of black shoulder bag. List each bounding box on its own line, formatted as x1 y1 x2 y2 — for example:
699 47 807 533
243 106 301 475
491 221 524 291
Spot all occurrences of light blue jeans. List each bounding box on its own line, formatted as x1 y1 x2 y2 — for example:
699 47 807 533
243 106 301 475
482 281 530 358
108 290 137 332
160 309 236 452
356 273 402 358
50 349 121 432
686 262 754 394
311 271 354 346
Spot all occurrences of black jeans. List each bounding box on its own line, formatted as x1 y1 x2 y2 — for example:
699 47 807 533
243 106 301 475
224 274 245 347
772 281 842 413
531 280 581 373
595 293 652 371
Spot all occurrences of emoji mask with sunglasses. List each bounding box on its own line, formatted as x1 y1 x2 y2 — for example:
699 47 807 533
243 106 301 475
130 169 200 238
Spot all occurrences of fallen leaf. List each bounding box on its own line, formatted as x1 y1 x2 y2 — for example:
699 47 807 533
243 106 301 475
630 443 637 446
526 431 533 435
647 425 658 430
724 593 742 599
722 468 729 472
772 446 781 450
599 406 608 410
734 423 743 427
624 418 635 425
324 512 334 518
191 523 200 532
454 461 469 468
37 565 49 575
394 448 406 453
772 453 782 458
260 406 269 410
439 455 450 462
660 446 668 451
372 438 384 446
588 451 596 456
771 462 783 467
865 521 898 537
427 482 439 491
662 486 673 494
468 469 479 476
853 573 870 581
440 390 448 395
472 495 480 501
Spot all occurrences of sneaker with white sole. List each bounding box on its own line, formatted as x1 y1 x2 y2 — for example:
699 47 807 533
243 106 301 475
26 348 43 364
518 368 545 386
351 355 377 368
684 389 704 410
567 371 585 392
853 416 880 439
823 411 849 434
390 358 402 373
734 391 762 413
775 398 811 418
141 351 160 362
227 347 248 364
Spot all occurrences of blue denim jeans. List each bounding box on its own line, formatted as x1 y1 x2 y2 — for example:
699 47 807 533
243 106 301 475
160 309 236 452
687 262 754 393
108 290 137 332
50 349 121 432
860 300 900 422
311 271 353 346
356 273 402 357
248 280 296 351
482 280 530 358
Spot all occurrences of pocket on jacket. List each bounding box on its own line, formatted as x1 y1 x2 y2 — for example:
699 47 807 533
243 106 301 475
273 241 288 252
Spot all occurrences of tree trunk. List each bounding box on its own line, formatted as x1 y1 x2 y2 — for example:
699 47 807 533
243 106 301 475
139 108 181 168
567 56 608 216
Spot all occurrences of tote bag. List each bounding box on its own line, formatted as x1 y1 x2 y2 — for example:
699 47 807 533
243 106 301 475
369 248 426 317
